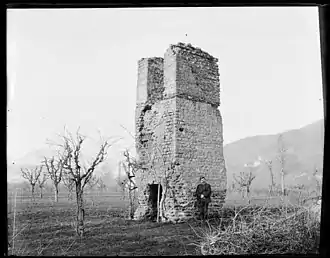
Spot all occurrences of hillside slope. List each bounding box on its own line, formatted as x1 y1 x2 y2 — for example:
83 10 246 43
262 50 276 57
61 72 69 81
223 119 324 189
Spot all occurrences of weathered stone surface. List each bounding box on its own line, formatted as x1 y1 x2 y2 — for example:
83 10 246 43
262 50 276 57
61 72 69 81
134 43 227 222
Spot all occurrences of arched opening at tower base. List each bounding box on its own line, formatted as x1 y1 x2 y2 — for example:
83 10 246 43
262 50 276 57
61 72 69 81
147 184 163 221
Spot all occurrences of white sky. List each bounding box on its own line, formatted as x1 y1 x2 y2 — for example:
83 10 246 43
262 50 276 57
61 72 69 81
7 7 324 167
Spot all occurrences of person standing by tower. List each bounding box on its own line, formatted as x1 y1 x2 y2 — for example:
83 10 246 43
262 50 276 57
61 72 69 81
196 176 212 220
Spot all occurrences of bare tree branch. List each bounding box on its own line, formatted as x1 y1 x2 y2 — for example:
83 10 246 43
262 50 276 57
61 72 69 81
264 159 276 195
21 166 42 185
233 166 256 202
48 127 118 236
20 165 43 199
37 171 48 187
43 156 64 185
277 134 288 196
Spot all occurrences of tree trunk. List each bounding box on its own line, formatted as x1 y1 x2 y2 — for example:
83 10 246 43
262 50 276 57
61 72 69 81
76 183 85 237
247 186 251 204
281 169 285 196
270 176 275 196
129 190 133 219
242 188 245 199
31 184 35 201
269 184 273 196
128 182 134 219
159 184 167 222
54 185 59 202
39 187 43 199
268 167 275 195
157 183 160 222
68 190 73 201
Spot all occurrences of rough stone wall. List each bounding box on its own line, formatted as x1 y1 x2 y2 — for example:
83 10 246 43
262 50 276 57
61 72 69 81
174 98 227 217
134 43 227 222
164 42 220 106
135 57 176 219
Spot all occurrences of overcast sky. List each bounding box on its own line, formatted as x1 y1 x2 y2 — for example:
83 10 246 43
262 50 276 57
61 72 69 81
7 7 323 168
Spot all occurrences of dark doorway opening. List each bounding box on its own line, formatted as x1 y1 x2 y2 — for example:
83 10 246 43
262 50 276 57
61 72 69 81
148 184 162 221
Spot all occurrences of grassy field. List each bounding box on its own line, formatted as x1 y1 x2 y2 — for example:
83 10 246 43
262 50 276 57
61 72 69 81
7 191 321 256
7 193 202 256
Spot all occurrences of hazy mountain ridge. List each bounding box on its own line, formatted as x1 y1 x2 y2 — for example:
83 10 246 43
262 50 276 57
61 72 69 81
224 119 324 189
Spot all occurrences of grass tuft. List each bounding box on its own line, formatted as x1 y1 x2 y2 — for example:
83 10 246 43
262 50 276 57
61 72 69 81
193 202 321 255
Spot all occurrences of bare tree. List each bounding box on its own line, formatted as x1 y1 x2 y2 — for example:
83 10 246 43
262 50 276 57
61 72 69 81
55 128 115 237
312 166 322 198
116 175 127 200
86 174 99 192
229 181 236 193
37 171 48 199
21 165 43 200
115 171 126 197
277 134 288 196
62 173 75 201
233 169 256 203
96 176 107 194
264 159 276 196
43 156 64 202
86 174 99 207
121 150 139 219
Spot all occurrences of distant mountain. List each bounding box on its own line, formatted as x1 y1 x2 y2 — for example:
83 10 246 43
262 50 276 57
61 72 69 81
223 119 324 189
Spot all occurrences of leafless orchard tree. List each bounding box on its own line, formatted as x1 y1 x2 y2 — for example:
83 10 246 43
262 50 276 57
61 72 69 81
121 149 139 219
312 166 322 198
115 173 127 199
96 176 107 194
37 171 48 199
53 128 117 237
277 134 288 196
233 169 256 203
21 165 43 200
62 173 75 201
86 174 99 207
264 159 276 196
229 181 236 193
86 174 99 192
43 155 64 202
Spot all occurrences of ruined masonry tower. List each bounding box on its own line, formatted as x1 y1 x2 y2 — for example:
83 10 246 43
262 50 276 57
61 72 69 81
134 43 227 222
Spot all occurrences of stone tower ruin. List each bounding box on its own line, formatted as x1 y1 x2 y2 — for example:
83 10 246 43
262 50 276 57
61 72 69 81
134 43 227 222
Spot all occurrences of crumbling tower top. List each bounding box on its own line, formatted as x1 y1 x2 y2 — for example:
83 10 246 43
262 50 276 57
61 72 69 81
163 42 220 107
136 57 164 105
136 43 221 107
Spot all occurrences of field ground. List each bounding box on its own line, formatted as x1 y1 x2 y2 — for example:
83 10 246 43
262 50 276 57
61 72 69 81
7 192 321 256
8 193 202 256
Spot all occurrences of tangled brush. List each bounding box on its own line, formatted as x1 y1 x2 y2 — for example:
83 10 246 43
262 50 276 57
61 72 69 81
191 202 321 255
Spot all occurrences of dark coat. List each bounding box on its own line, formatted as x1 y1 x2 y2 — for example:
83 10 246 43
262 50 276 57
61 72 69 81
196 183 212 204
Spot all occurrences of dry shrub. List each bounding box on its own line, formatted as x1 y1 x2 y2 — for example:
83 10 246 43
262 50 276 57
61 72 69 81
192 202 321 255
